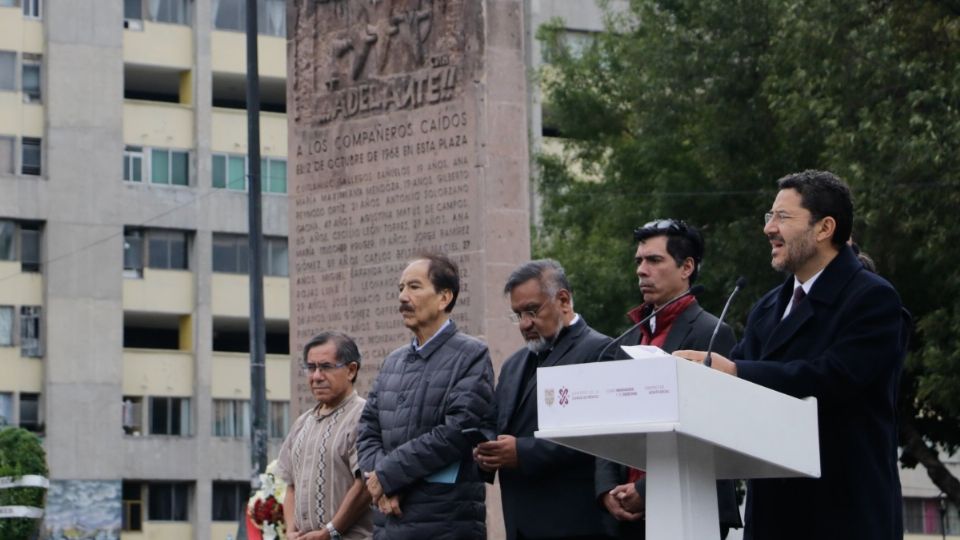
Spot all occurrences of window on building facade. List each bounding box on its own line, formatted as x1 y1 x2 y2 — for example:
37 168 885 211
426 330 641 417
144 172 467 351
212 155 286 193
213 0 284 36
19 222 40 272
19 305 41 357
0 136 14 174
264 237 288 277
0 220 41 271
147 482 189 521
150 148 189 186
903 497 960 535
124 228 189 276
212 481 249 521
147 230 188 270
21 137 41 175
262 157 286 193
0 392 12 427
22 0 40 18
123 146 143 182
122 481 144 531
19 392 40 431
212 234 248 274
211 154 246 190
21 53 40 103
0 220 13 259
122 396 144 435
212 399 248 437
123 0 142 21
268 400 289 439
0 305 13 346
0 51 14 90
212 234 287 276
148 396 191 436
147 0 189 25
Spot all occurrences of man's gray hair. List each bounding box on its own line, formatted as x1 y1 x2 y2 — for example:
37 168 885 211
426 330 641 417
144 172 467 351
503 259 572 298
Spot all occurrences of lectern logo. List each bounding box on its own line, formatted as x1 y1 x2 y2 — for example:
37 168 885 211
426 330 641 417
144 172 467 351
544 388 555 407
558 387 570 407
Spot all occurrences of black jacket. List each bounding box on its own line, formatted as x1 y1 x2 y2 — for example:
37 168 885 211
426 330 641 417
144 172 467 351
733 246 905 540
357 321 495 540
492 317 614 540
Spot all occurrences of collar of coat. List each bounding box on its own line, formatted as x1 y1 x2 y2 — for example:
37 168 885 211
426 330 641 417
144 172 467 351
408 318 458 360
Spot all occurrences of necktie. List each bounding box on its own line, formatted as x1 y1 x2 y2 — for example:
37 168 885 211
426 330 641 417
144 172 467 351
793 285 806 305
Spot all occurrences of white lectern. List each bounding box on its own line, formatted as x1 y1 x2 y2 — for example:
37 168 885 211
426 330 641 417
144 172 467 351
535 355 820 539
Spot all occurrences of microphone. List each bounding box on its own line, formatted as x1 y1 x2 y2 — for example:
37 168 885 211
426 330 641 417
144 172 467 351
596 284 705 361
703 277 747 367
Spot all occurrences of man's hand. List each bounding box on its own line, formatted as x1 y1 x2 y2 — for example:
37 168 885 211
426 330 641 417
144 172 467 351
601 489 643 522
610 482 645 515
673 350 737 376
365 471 384 502
475 435 519 469
378 493 403 517
472 447 497 473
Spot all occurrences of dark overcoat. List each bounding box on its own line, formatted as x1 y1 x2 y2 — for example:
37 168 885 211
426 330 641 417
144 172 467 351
492 317 613 540
732 246 905 540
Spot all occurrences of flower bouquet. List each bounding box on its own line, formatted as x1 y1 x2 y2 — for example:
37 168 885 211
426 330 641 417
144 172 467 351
246 460 287 540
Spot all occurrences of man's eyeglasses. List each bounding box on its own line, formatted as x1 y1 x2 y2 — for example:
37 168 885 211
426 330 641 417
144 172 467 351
300 362 349 375
763 211 795 225
509 303 548 324
634 219 687 240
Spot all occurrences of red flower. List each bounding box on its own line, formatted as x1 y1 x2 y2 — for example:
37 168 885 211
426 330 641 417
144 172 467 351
250 496 284 527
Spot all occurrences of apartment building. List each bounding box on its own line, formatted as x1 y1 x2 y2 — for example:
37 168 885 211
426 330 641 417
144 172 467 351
0 0 292 537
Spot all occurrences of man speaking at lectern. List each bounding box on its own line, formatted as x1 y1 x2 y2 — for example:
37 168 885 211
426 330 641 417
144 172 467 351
676 170 906 540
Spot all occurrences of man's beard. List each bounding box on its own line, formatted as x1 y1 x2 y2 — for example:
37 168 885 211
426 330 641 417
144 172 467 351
524 315 564 354
525 335 552 354
772 227 817 274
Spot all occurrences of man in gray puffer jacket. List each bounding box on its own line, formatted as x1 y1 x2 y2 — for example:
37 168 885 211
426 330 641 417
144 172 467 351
358 252 495 540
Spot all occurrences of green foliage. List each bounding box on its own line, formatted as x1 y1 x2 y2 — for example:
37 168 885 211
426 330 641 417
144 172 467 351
0 428 48 540
537 0 960 463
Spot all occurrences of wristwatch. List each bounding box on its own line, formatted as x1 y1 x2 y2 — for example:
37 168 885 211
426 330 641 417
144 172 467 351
325 521 343 540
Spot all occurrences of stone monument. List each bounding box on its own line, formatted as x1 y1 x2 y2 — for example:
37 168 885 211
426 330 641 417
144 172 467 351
286 0 530 410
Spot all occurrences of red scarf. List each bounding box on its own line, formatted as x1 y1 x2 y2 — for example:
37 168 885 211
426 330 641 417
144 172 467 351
627 295 697 348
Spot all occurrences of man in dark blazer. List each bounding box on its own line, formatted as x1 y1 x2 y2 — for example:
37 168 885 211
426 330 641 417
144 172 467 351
474 259 614 540
597 220 742 539
677 170 906 540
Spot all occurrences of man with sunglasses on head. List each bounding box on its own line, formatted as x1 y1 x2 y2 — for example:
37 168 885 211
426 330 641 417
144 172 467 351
474 259 615 540
596 219 742 539
675 171 906 540
276 331 373 540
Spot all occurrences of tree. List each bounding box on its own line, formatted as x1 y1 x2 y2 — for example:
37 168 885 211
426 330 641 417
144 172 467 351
0 428 48 540
536 0 960 506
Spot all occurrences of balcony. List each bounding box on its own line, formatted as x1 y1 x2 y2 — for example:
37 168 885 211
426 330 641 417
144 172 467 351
211 108 286 157
122 349 193 396
211 31 286 80
123 21 193 69
0 260 42 305
211 273 289 320
123 268 193 314
211 352 291 400
0 7 42 53
123 100 193 149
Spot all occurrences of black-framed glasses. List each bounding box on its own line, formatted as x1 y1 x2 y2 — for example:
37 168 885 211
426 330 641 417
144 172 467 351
300 362 349 375
634 219 688 240
508 303 548 324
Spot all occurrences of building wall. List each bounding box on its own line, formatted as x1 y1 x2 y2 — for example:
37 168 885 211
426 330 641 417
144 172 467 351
0 0 291 537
